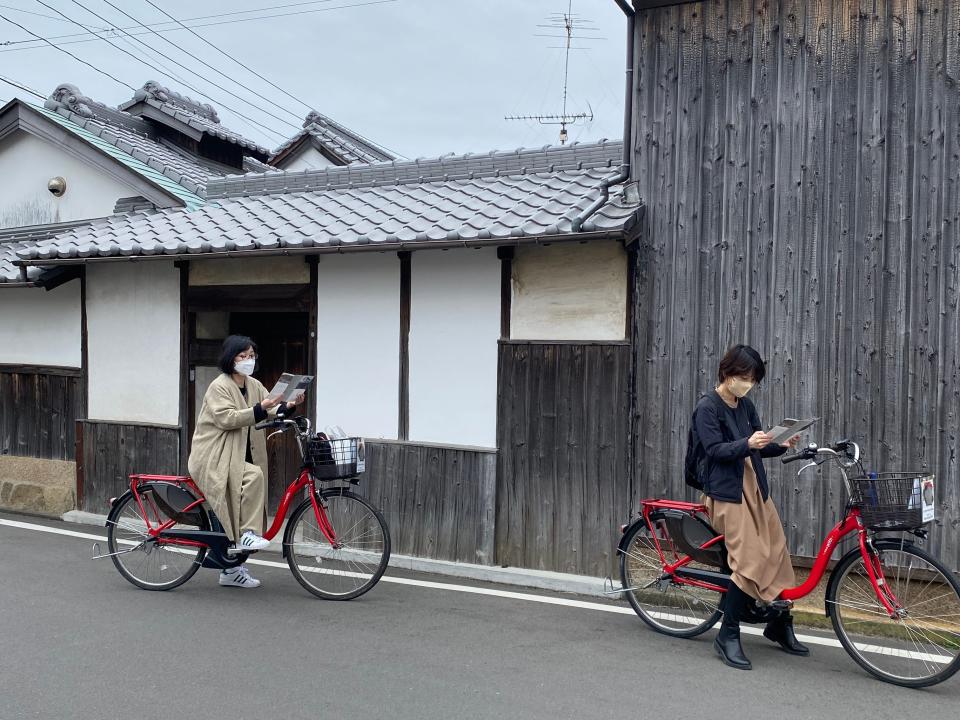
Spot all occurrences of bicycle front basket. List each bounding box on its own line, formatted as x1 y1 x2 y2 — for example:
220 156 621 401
306 436 363 481
849 472 933 530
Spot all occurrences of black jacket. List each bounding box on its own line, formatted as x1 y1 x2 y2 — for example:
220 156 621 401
693 391 787 503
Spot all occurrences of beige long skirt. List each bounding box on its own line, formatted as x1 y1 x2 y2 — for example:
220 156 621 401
704 458 795 603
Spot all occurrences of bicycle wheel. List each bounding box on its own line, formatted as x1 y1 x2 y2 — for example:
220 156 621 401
285 488 391 600
619 519 723 638
106 489 208 591
828 540 960 687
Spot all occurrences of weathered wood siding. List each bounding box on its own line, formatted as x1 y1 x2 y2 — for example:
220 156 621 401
631 0 960 571
0 367 84 461
496 342 632 577
78 420 180 513
361 440 497 564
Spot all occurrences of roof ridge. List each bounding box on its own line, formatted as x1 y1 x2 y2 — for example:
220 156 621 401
217 139 621 200
122 81 221 123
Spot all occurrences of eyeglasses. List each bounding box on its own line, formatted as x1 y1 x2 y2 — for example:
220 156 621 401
235 352 257 361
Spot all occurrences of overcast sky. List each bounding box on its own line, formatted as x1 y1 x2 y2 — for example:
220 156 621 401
0 0 629 159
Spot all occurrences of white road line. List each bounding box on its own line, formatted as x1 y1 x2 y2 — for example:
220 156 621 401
2 517 946 662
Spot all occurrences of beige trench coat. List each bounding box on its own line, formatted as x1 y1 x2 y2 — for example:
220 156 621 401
187 373 274 541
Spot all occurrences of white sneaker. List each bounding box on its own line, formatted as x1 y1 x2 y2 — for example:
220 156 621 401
219 565 261 588
238 530 270 551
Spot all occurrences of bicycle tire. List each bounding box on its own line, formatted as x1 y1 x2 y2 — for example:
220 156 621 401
619 519 722 638
284 487 391 600
106 489 208 591
827 539 960 687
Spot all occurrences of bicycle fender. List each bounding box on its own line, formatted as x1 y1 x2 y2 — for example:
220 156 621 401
823 538 916 618
104 490 134 527
617 518 648 556
281 498 315 559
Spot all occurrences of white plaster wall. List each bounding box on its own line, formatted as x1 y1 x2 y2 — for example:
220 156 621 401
316 253 400 439
0 131 136 228
511 241 628 341
86 263 181 425
281 147 337 172
409 249 500 448
0 282 81 366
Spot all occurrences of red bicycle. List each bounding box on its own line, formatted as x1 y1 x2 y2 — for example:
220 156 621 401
98 416 391 600
617 440 960 687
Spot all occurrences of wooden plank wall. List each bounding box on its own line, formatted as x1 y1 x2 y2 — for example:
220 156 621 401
78 420 180 513
361 440 497 564
496 342 632 578
631 0 960 571
0 368 84 461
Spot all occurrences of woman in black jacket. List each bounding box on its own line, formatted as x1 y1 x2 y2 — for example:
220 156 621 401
693 345 806 671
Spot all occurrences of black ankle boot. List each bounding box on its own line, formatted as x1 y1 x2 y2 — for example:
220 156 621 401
763 613 810 656
715 583 752 670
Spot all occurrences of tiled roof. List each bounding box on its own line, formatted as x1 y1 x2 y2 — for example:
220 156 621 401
14 141 639 269
119 82 270 157
32 103 205 211
271 111 395 166
0 218 99 283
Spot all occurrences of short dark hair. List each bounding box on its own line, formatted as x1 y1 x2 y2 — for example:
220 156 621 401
718 344 766 384
219 335 258 375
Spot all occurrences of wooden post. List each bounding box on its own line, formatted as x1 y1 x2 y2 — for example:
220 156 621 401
176 261 189 473
497 246 514 340
307 256 319 428
74 419 85 512
398 251 411 440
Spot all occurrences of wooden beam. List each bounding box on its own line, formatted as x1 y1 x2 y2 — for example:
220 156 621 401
0 365 82 377
177 261 190 473
497 246 514 340
398 251 411 441
307 256 319 428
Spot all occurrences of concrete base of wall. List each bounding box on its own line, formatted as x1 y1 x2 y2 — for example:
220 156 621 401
0 456 76 518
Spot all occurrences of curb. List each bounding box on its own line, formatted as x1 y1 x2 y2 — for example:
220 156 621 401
62 510 610 598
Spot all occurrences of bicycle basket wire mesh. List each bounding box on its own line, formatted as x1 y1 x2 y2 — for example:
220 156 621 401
306 436 362 480
848 472 931 530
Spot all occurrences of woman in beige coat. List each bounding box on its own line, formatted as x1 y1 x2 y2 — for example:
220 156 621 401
188 335 300 588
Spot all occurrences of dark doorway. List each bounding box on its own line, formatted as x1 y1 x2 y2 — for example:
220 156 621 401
186 281 315 511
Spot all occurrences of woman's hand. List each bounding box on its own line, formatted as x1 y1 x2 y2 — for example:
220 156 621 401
782 434 801 449
748 431 772 450
261 395 282 411
286 390 306 412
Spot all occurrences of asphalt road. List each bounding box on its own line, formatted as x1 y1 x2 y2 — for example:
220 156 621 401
1 510 958 720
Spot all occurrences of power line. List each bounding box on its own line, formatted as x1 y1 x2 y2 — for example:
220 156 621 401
55 0 296 137
0 11 133 90
0 0 397 52
0 2 107 29
139 0 318 116
0 73 45 100
136 1 404 159
91 0 301 131
136 0 305 123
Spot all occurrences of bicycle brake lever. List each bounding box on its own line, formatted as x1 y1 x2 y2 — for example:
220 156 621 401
796 460 819 477
266 428 286 442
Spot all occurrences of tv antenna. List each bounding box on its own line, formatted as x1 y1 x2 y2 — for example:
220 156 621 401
505 1 602 144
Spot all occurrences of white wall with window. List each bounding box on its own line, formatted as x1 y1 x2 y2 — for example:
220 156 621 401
86 262 181 425
409 248 500 448
315 253 400 439
0 282 81 366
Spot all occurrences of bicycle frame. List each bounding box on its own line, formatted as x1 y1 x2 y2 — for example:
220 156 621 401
638 440 908 617
126 467 339 550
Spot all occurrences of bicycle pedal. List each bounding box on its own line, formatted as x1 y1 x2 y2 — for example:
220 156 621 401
769 599 793 612
226 547 251 558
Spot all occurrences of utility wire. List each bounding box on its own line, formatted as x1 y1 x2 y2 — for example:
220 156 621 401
0 11 133 89
0 2 107 29
57 0 297 136
0 73 45 99
1 0 396 51
140 0 317 116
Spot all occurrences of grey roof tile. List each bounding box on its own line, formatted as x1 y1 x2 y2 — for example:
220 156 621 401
9 141 641 276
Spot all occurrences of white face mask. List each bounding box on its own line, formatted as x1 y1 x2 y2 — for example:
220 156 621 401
728 378 754 398
234 359 256 376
